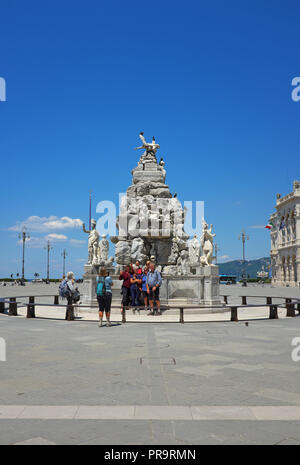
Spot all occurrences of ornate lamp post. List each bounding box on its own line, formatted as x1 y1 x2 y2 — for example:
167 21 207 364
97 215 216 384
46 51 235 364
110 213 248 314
61 249 68 277
238 229 249 287
44 241 53 284
18 228 30 284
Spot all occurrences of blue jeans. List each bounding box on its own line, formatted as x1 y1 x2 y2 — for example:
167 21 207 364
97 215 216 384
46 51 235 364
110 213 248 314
130 285 139 306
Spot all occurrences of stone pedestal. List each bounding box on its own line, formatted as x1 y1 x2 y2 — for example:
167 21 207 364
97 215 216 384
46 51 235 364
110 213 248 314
82 264 98 307
160 265 223 308
81 265 122 310
82 265 223 311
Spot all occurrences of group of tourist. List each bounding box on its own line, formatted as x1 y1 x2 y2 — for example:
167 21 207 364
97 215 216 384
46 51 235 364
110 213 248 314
118 260 162 316
59 260 163 328
95 260 163 327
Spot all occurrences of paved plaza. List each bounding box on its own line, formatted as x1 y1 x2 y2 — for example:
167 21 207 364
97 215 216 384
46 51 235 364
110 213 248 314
0 283 300 444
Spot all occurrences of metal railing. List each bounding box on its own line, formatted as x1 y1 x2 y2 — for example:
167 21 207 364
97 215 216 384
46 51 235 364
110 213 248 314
0 294 300 323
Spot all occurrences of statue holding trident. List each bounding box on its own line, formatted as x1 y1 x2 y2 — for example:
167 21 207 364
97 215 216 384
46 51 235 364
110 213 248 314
200 219 216 266
82 219 99 265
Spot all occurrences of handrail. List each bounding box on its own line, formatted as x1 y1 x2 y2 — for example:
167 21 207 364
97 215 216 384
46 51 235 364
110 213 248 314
0 294 300 323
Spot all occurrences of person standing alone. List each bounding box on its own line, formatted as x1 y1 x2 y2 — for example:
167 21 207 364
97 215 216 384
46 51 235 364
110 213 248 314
96 267 113 327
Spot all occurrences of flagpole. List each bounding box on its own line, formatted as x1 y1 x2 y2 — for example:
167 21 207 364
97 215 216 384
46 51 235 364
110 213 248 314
89 190 92 230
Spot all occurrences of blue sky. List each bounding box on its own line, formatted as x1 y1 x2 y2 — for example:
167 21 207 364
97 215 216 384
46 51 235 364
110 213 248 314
0 0 300 278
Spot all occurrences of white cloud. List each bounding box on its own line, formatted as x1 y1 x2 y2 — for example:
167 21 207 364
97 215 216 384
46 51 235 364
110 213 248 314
219 255 230 262
70 239 86 247
17 237 46 249
9 215 83 233
45 234 68 242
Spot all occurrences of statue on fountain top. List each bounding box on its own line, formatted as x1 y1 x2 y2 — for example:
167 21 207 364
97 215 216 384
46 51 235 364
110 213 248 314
135 132 160 157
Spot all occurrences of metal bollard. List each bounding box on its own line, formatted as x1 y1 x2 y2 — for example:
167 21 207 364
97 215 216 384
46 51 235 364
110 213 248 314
9 298 18 316
269 304 278 319
54 295 59 305
231 306 238 322
179 307 184 324
27 304 35 318
286 303 295 318
122 306 126 324
27 296 35 318
266 297 272 305
242 296 247 305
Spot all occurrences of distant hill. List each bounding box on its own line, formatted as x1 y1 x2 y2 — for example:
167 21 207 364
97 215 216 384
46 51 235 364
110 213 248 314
218 257 271 280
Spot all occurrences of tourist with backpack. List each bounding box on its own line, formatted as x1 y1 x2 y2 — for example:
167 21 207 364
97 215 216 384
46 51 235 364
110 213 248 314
59 272 80 320
59 272 80 303
96 267 113 327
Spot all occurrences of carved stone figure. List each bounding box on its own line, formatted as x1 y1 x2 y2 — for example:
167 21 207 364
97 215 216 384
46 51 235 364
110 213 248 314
98 234 109 264
82 219 99 265
131 237 147 263
200 219 216 266
115 240 131 265
189 234 200 265
168 238 179 264
135 132 160 157
177 250 190 275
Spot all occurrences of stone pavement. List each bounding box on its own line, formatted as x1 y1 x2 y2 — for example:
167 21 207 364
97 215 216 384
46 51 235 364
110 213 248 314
1 286 300 444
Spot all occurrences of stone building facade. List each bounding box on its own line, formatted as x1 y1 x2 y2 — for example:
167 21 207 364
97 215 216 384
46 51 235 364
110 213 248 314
269 180 300 287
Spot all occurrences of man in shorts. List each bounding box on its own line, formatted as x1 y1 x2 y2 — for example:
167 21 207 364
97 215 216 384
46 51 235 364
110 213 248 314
146 263 162 315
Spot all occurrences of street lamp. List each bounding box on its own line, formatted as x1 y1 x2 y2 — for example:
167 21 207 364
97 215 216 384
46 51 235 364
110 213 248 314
18 228 30 284
44 241 53 284
238 229 249 287
61 249 68 277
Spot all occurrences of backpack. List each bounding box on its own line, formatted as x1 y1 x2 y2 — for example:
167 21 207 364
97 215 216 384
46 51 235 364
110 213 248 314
59 279 70 299
96 277 106 296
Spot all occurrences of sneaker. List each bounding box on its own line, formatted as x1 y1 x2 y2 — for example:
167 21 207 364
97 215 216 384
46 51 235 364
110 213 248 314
157 311 162 316
99 320 103 327
147 311 154 316
106 321 111 327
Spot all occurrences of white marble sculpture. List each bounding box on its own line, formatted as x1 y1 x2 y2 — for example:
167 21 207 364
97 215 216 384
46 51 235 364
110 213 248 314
189 234 200 265
200 219 216 266
98 234 109 263
177 250 190 275
82 219 99 265
135 132 160 156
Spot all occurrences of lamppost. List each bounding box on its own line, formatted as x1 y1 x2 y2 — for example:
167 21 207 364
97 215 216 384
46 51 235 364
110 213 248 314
18 228 30 284
238 229 249 287
61 249 68 277
44 241 53 284
214 243 220 265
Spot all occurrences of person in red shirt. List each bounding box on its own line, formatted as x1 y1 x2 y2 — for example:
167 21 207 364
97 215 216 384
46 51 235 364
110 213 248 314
135 260 143 275
119 265 131 312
